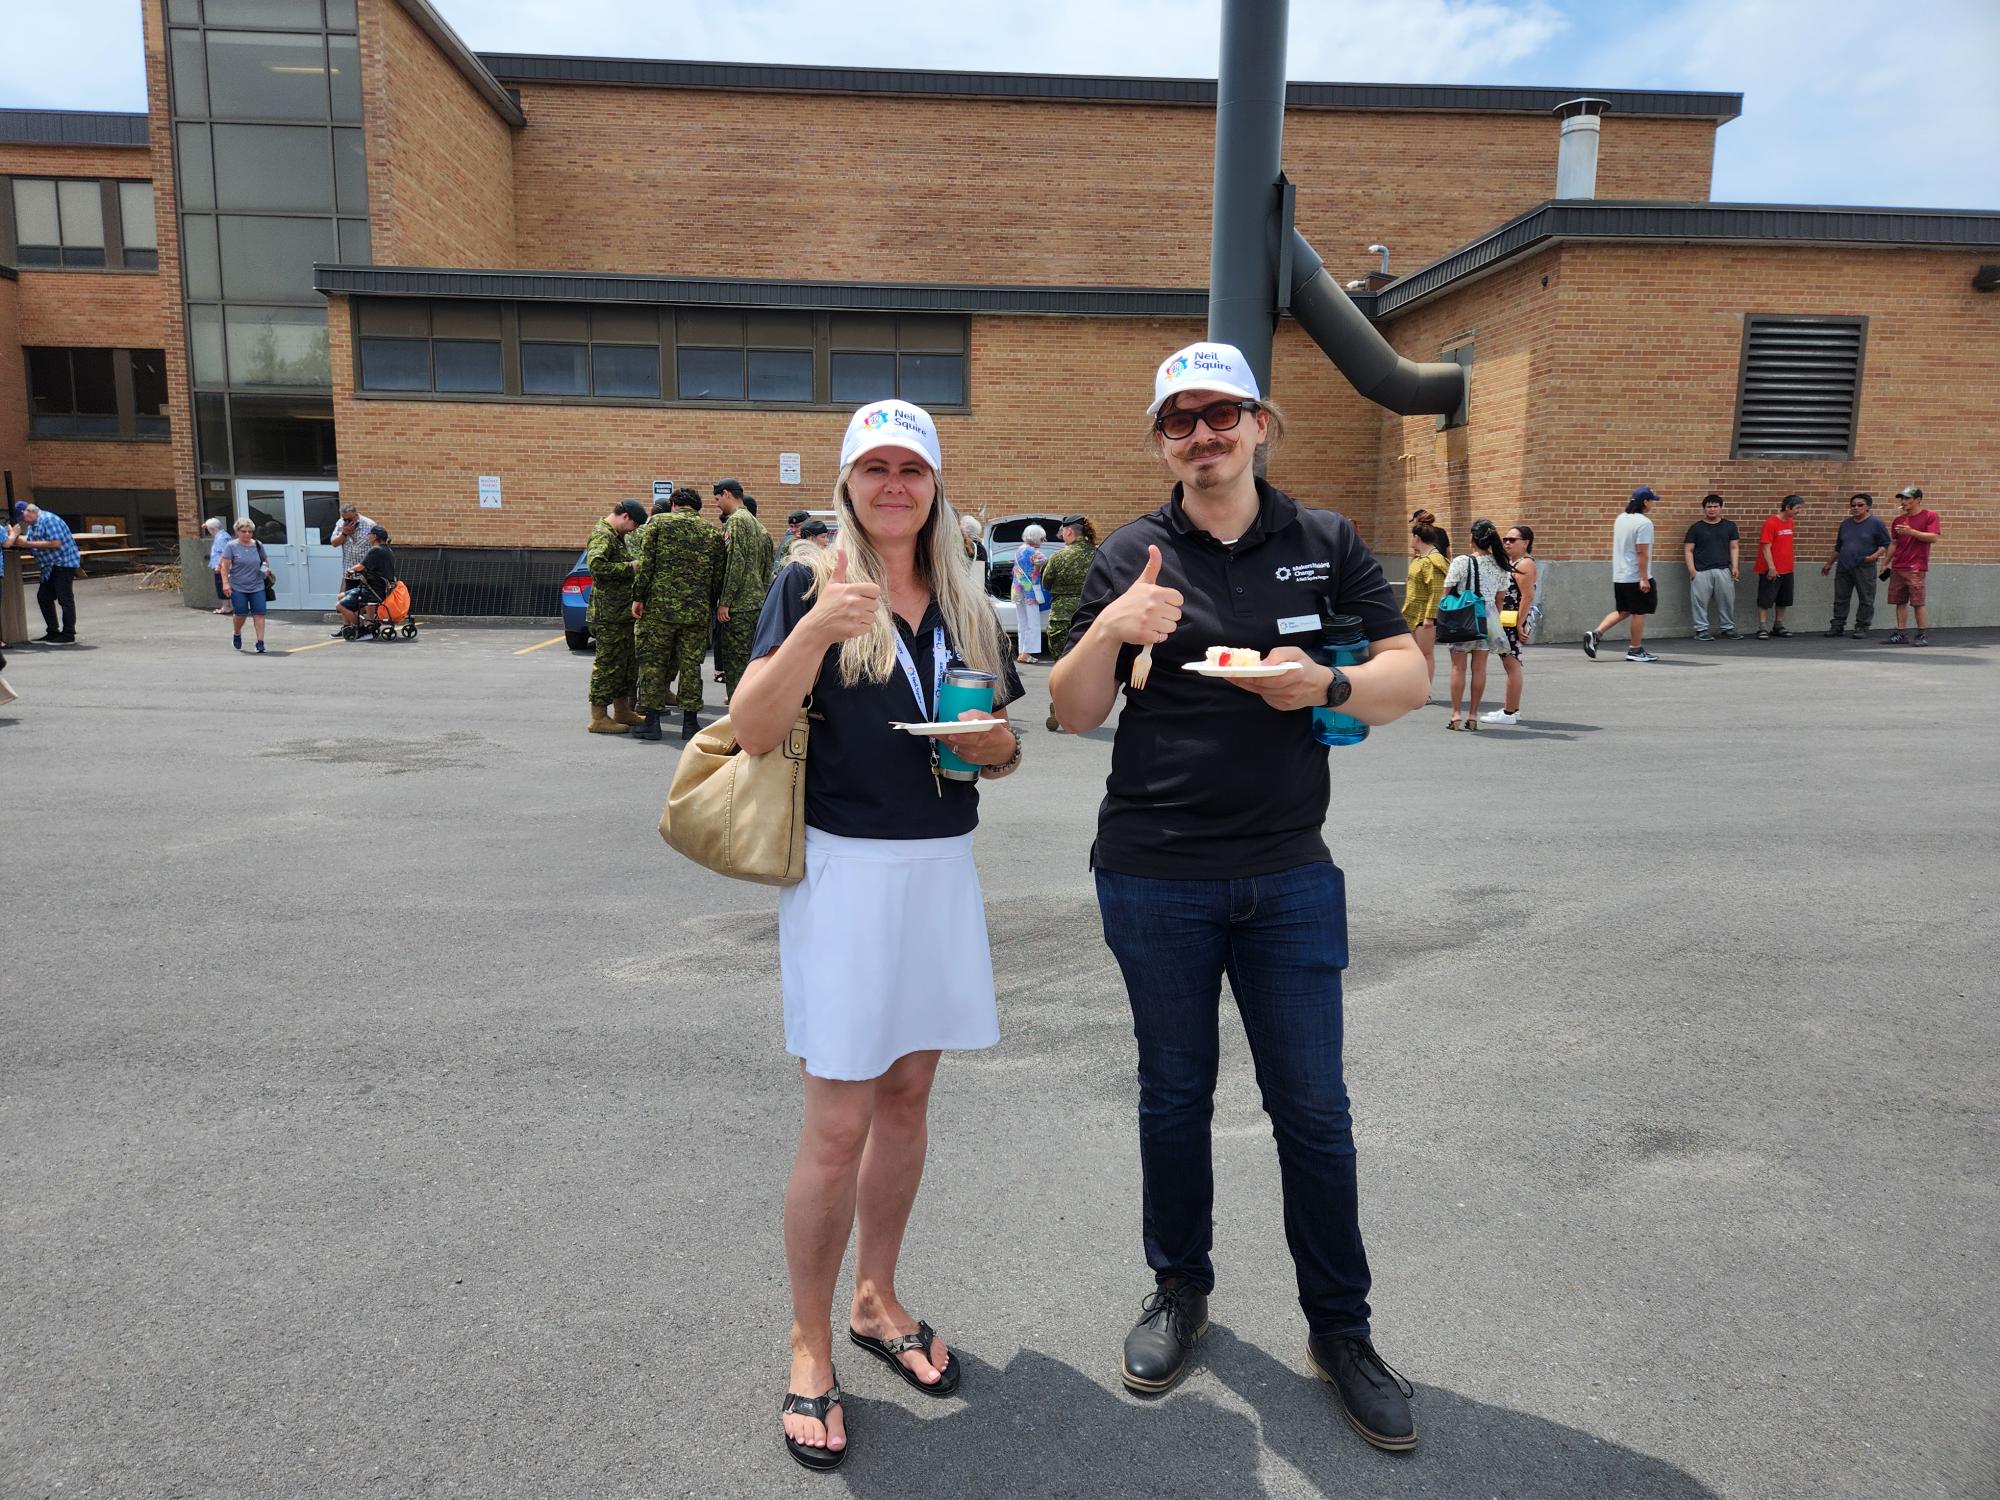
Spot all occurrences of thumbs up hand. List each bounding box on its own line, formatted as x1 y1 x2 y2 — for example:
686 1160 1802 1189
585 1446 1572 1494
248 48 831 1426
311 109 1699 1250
808 546 884 645
1097 544 1183 646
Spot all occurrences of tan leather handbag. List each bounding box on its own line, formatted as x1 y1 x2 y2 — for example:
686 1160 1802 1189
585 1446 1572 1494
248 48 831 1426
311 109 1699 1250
658 707 811 886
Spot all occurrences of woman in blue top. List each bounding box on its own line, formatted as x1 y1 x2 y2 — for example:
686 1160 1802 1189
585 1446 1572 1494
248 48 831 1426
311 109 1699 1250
216 518 275 653
730 399 1023 1472
1011 523 1051 662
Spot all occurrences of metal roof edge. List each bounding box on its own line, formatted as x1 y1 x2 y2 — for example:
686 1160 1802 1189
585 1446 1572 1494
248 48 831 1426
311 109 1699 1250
472 54 1740 120
0 264 18 281
0 108 150 147
313 264 1208 317
394 0 527 127
1372 200 2000 317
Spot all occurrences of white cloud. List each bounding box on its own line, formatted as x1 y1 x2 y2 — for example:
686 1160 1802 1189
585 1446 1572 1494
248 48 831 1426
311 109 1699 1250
1569 0 2000 208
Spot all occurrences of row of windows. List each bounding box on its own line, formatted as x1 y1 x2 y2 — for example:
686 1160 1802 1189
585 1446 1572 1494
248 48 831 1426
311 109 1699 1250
24 348 170 439
5 178 157 270
351 303 971 410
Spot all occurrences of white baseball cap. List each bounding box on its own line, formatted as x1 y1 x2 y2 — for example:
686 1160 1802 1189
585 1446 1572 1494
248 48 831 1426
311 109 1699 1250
840 399 943 473
1147 340 1262 418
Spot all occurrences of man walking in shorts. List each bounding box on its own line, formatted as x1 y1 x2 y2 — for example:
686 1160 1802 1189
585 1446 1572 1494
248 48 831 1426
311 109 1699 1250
1583 487 1657 663
1884 486 1942 646
1754 495 1802 639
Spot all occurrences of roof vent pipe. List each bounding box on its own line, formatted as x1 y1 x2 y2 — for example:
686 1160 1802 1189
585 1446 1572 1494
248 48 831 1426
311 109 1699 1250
1554 97 1609 199
1367 243 1390 275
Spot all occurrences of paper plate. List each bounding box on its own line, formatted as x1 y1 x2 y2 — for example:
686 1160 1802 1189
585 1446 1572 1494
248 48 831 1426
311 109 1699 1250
1181 661 1304 679
890 719 1008 736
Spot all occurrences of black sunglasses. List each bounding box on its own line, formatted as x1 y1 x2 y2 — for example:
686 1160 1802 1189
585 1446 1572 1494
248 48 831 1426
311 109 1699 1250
1154 399 1259 441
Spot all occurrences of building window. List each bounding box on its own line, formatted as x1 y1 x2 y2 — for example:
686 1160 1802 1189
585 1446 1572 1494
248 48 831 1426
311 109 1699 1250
352 299 969 410
1731 315 1867 460
8 178 159 271
23 348 171 439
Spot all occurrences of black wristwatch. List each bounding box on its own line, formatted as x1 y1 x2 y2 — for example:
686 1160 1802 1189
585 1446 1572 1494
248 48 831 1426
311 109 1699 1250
1324 665 1352 708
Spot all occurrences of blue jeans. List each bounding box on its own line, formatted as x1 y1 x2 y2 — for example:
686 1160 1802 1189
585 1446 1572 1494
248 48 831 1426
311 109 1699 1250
1095 861 1373 1340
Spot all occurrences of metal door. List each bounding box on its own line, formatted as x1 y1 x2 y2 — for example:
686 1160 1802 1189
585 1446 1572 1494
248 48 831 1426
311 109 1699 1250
235 479 342 609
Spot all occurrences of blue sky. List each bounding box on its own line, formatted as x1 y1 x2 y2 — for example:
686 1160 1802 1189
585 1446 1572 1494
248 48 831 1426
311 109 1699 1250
5 0 1995 210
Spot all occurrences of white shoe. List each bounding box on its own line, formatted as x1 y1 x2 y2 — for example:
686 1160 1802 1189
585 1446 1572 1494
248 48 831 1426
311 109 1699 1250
0 677 15 706
1480 709 1517 725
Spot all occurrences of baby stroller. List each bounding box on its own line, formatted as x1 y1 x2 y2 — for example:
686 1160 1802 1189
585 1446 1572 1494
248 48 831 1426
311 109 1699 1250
341 578 419 641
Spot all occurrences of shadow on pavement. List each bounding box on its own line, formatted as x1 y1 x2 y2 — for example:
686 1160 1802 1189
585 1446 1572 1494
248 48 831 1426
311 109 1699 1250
831 1333 1720 1500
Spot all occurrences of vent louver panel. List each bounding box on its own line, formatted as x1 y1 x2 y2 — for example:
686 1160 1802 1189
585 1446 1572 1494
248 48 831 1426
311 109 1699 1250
1732 316 1866 459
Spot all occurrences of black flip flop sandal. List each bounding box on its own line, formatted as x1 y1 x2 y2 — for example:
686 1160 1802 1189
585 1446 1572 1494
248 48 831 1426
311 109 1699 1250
779 1379 847 1471
848 1320 961 1397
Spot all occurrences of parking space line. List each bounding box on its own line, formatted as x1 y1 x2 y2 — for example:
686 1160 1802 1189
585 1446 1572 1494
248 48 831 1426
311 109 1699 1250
284 639 341 655
514 636 567 656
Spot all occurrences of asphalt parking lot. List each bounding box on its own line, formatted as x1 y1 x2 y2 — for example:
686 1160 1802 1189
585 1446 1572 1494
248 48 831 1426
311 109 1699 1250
3 579 1996 1500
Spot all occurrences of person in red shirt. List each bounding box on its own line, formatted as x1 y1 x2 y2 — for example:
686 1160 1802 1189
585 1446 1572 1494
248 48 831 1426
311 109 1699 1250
1884 485 1944 647
1754 494 1803 639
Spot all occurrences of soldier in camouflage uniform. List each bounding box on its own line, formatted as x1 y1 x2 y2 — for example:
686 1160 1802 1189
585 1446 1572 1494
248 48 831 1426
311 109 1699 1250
712 478 775 698
1040 513 1097 730
584 499 650 735
630 489 725 742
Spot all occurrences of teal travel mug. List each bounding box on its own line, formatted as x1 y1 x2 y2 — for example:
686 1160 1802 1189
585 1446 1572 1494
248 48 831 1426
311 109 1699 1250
934 667 998 781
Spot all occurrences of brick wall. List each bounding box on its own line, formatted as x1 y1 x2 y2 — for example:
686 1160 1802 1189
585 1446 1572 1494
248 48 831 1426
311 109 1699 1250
139 0 201 538
326 295 1398 550
358 0 515 268
1376 243 2000 564
0 143 151 182
14 268 164 348
0 275 26 503
507 86 1717 288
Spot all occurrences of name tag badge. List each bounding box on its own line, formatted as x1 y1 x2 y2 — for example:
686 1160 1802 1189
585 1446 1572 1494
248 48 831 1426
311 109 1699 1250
1276 614 1318 636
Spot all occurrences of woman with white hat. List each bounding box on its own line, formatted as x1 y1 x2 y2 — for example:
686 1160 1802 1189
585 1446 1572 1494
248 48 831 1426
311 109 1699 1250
728 398 1024 1471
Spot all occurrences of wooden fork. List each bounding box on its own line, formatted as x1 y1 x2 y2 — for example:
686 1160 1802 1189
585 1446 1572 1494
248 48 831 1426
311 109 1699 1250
1129 643 1155 688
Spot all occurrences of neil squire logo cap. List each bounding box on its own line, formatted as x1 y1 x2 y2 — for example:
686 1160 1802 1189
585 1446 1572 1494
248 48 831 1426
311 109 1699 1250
1148 341 1262 417
841 399 943 473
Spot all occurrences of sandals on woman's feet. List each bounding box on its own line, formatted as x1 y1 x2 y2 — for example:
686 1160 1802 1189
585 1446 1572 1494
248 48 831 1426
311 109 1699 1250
780 1379 847 1471
848 1319 961 1397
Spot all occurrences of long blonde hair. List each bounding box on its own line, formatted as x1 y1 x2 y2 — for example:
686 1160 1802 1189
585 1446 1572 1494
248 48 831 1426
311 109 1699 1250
801 462 1008 688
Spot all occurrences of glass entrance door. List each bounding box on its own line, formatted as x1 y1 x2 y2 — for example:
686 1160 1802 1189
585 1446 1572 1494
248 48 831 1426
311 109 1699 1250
235 478 342 609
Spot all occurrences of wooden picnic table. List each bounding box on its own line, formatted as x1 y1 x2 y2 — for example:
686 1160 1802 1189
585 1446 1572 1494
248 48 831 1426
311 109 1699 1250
73 533 151 572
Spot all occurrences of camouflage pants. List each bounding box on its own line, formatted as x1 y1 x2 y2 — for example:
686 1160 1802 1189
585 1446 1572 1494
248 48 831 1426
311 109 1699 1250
636 613 709 713
717 612 758 697
1046 610 1075 662
588 606 636 705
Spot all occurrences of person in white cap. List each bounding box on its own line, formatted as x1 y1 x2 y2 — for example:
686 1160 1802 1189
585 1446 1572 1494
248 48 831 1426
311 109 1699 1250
1050 341 1428 1452
725 398 1025 1472
203 517 232 613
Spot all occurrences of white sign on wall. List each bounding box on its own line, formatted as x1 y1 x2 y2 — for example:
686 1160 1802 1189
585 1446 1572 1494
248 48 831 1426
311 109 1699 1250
778 452 802 485
652 479 674 505
477 475 502 509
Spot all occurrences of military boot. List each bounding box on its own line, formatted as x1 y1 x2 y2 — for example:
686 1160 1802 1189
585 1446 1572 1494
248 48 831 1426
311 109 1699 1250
589 704 630 735
681 710 700 741
610 695 646 726
632 709 664 741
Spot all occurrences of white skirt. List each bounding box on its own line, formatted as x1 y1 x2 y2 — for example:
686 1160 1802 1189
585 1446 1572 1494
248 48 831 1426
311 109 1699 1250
778 828 1000 1081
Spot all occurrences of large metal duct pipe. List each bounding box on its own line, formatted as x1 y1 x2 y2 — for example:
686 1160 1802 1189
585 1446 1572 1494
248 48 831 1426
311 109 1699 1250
1287 231 1467 415
1208 0 1467 419
1206 0 1291 393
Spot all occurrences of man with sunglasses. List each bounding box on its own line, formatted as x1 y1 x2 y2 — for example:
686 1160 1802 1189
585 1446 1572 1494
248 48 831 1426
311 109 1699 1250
1821 493 1891 638
1051 341 1428 1453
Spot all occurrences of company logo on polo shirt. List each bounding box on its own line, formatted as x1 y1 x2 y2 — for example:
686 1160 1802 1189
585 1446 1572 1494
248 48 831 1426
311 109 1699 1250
1278 560 1331 583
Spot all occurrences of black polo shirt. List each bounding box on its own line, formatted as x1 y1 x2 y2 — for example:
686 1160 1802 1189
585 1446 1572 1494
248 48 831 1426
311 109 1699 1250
750 562 1023 841
1064 481 1408 880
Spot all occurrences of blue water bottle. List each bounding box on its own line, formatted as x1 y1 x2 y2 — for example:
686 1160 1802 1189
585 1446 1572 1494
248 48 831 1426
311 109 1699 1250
934 667 997 781
1311 614 1370 748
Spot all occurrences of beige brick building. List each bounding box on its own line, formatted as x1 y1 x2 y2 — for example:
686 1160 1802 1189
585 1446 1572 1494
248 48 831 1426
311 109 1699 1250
3 0 1995 627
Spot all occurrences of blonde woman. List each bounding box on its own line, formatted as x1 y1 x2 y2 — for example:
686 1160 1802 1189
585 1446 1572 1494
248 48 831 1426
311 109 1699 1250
729 399 1024 1472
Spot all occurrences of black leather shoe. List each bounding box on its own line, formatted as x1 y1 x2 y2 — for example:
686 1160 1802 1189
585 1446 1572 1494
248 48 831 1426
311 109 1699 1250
1307 1335 1417 1452
681 710 700 741
632 711 663 742
1121 1281 1208 1393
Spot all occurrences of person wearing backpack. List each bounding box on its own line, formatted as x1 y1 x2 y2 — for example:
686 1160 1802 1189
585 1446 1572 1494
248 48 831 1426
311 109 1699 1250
1438 519 1509 730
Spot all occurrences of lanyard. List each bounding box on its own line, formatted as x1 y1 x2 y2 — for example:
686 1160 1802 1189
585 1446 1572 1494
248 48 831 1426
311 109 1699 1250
892 622 951 796
890 622 949 721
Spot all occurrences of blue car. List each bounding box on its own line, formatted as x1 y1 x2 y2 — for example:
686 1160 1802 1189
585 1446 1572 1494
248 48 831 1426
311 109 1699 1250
561 550 593 651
